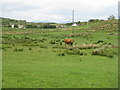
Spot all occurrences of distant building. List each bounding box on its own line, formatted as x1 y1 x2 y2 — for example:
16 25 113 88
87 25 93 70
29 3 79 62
56 25 67 28
11 25 14 28
72 23 78 26
18 25 25 28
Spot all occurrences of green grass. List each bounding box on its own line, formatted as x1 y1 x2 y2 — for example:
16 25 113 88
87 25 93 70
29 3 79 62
2 48 118 88
2 19 118 88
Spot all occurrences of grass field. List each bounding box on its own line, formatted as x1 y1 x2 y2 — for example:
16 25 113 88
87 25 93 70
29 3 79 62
1 20 118 88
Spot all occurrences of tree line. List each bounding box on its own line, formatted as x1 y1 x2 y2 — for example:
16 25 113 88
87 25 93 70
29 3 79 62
1 17 56 29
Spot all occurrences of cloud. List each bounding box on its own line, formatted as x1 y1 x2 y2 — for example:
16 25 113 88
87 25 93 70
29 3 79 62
2 2 40 12
1 0 119 23
118 1 120 19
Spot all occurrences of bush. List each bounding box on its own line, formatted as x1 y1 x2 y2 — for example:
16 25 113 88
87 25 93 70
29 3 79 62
40 45 47 49
88 19 99 22
64 49 75 55
108 15 115 20
52 45 65 49
63 48 84 55
40 23 56 29
49 40 55 44
5 46 12 48
60 41 62 45
14 48 18 52
29 47 32 50
107 53 114 58
24 37 30 39
58 52 65 56
72 49 80 55
1 47 6 51
14 48 23 52
66 22 73 26
12 44 15 47
19 49 23 51
92 48 114 58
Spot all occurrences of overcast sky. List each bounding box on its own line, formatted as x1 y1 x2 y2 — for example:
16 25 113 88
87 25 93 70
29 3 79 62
1 0 119 23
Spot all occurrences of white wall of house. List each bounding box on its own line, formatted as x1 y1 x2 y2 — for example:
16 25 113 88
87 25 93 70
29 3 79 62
11 25 14 28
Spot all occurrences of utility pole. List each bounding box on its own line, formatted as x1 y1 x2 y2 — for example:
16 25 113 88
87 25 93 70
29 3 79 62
72 10 74 23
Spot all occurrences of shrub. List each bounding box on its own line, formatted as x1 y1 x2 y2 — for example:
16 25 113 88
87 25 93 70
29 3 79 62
72 49 80 55
29 47 32 50
64 49 73 55
75 44 100 49
40 45 47 49
12 44 15 47
55 39 60 42
88 19 99 22
63 48 84 55
52 45 66 49
52 46 58 48
1 47 6 51
14 48 18 52
40 23 56 29
19 49 23 51
14 48 23 52
34 41 38 43
24 37 29 39
58 52 65 56
96 40 104 43
5 46 12 48
92 48 114 58
49 40 55 44
108 15 115 20
107 53 114 58
79 50 84 55
60 42 62 45
39 40 44 42
42 38 47 41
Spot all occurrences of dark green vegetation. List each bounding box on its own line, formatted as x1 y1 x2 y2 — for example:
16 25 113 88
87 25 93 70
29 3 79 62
1 19 118 88
1 17 56 28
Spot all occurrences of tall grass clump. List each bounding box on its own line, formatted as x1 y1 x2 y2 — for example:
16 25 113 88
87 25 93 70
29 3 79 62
58 52 65 56
29 47 32 50
63 48 85 55
0 47 6 51
92 48 116 58
14 48 23 52
49 40 55 44
40 45 47 49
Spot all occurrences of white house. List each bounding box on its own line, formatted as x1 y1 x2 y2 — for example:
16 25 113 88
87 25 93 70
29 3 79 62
72 23 78 26
11 25 14 28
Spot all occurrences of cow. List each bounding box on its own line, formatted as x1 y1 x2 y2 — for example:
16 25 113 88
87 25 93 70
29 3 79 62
64 38 74 45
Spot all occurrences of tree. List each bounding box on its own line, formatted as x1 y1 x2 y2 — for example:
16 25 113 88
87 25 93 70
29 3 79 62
26 25 33 28
14 24 18 28
40 23 56 29
66 22 73 26
88 19 99 22
76 21 81 25
108 15 115 20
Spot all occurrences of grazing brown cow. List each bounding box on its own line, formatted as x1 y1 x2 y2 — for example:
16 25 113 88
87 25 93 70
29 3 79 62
64 38 74 45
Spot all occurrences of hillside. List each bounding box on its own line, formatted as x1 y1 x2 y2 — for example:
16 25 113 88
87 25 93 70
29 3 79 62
1 17 118 88
1 17 57 28
1 17 118 30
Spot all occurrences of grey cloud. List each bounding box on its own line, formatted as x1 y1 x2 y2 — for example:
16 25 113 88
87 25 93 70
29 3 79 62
118 1 120 19
1 0 119 23
2 2 40 12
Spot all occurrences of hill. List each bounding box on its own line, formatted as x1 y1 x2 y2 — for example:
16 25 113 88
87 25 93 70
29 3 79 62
1 17 118 88
1 17 57 29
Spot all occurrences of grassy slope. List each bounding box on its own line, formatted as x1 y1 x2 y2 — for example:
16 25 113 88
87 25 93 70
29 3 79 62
2 19 118 88
3 48 118 88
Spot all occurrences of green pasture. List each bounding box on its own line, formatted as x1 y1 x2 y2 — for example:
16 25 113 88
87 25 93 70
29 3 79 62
1 20 118 88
